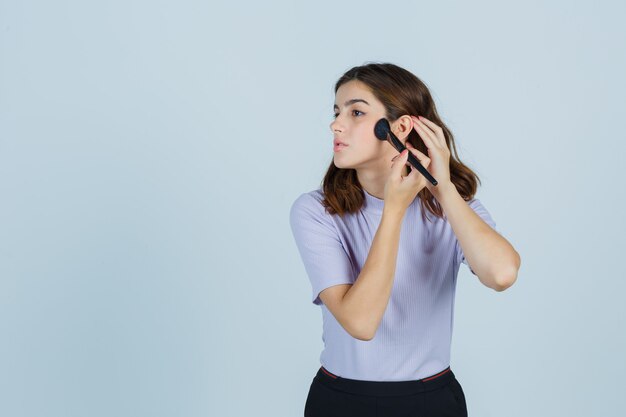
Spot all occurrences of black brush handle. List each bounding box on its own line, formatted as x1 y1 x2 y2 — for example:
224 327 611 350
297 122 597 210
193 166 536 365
388 131 438 186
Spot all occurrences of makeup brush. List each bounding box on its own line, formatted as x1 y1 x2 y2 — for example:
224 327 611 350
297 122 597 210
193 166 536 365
374 118 438 186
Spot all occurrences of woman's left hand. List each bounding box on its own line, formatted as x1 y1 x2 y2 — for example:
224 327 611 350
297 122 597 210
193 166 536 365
407 115 453 197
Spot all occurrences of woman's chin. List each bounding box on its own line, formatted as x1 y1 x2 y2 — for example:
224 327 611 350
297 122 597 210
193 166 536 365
333 159 351 169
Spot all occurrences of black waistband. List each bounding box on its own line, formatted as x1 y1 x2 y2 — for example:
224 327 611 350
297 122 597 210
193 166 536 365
315 366 455 397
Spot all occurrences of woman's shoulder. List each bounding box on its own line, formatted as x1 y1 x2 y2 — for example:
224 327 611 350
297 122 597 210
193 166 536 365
290 188 327 219
291 187 324 207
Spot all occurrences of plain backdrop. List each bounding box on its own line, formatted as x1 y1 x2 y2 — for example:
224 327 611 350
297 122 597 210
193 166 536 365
1 0 625 416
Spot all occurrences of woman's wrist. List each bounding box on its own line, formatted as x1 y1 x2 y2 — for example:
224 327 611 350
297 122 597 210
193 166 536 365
381 205 406 222
431 181 456 200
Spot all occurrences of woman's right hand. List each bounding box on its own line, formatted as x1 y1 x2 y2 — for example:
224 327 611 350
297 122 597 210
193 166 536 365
383 143 431 214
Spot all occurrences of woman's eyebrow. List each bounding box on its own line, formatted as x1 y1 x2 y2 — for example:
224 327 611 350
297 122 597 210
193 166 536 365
333 99 370 110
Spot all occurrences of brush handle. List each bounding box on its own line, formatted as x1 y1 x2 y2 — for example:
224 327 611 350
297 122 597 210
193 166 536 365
388 132 438 186
407 152 438 186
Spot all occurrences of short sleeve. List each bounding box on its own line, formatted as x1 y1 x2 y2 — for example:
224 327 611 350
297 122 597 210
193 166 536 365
454 198 497 275
289 193 355 305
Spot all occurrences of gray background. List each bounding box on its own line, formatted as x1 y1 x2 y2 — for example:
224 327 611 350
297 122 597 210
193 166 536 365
1 0 624 416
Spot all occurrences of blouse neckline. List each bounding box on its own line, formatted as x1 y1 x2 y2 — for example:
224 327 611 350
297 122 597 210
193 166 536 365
362 189 385 214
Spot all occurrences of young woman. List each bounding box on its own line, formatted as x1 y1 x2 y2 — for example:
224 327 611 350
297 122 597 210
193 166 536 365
289 62 521 417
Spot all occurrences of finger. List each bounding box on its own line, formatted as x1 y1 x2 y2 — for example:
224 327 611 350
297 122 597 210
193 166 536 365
416 116 446 148
404 142 430 165
391 149 409 173
407 150 431 172
414 117 439 146
411 116 440 150
405 144 430 172
393 151 409 177
408 156 430 180
407 145 429 162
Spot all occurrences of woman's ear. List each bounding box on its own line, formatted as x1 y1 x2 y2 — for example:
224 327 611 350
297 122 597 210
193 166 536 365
391 115 414 141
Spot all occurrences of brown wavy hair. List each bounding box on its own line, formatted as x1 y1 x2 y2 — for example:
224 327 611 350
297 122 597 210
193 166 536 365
321 62 482 222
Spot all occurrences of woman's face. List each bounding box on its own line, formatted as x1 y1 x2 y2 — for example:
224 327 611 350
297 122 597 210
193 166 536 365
329 80 398 170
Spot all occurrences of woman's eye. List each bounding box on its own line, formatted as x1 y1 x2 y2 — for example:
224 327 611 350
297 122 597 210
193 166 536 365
332 110 364 119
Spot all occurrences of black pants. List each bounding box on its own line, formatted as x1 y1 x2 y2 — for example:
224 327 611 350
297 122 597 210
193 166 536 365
304 366 468 417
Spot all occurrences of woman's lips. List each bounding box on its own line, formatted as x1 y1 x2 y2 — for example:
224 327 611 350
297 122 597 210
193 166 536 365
333 144 348 152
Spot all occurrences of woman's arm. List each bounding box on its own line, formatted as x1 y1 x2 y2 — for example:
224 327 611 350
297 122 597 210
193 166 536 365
340 207 405 340
436 183 521 291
